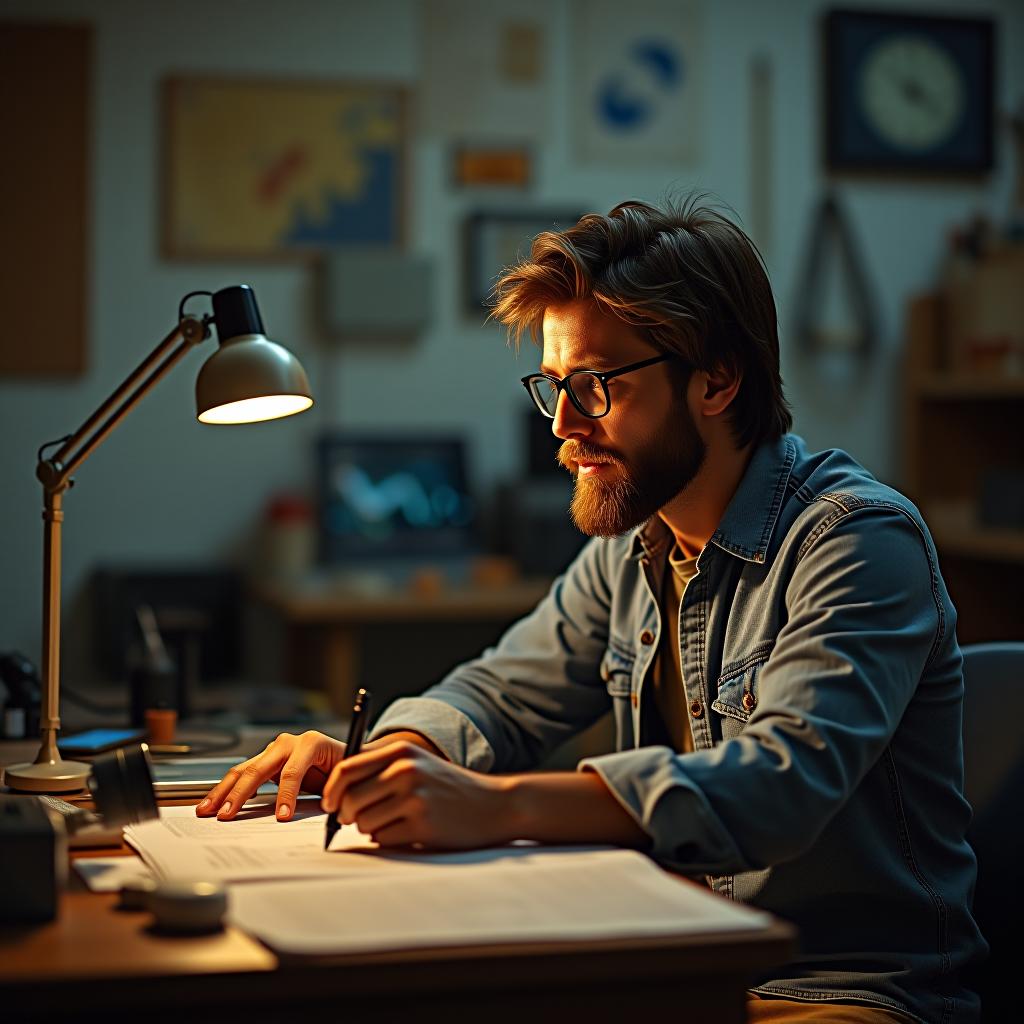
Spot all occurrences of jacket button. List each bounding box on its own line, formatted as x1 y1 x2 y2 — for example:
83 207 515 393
689 700 704 718
742 692 756 712
640 630 655 646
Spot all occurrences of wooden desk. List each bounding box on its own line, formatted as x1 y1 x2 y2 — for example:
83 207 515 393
0 744 795 1022
0 853 795 1023
253 577 553 713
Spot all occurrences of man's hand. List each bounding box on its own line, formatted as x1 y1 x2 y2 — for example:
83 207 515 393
195 729 443 823
321 740 514 849
195 730 344 822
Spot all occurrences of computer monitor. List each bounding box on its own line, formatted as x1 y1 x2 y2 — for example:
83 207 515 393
316 434 476 564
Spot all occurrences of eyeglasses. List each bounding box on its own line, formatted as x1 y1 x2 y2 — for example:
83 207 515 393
521 354 674 419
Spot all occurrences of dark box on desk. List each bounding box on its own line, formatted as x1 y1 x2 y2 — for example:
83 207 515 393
0 796 65 923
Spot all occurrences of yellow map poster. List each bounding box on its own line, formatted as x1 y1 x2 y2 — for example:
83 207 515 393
163 78 405 258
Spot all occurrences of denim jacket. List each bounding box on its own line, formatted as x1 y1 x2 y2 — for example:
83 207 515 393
372 434 986 1023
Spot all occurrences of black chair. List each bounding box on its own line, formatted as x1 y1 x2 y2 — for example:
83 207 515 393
960 641 1024 1020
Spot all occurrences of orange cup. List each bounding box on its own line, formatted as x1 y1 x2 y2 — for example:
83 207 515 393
145 708 177 745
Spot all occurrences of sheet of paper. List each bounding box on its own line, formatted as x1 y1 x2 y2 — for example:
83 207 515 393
228 848 771 955
74 855 154 892
124 798 377 883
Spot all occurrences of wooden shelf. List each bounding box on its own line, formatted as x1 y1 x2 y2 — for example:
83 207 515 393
904 292 1024 641
924 501 1024 565
914 373 1024 400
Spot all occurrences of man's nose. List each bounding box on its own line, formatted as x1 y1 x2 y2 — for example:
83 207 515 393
551 390 593 441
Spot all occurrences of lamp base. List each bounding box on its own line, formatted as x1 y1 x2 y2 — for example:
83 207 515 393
3 757 91 793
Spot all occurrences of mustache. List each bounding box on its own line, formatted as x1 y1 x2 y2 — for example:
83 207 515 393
558 440 625 472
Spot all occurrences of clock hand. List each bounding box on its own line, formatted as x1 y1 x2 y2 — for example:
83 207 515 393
889 72 945 120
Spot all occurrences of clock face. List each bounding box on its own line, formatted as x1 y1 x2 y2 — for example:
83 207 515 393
824 10 994 175
859 35 965 152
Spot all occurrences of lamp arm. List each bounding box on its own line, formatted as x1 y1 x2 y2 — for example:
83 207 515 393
29 314 208 773
43 316 208 492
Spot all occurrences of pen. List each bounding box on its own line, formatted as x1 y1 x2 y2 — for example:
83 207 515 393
324 687 372 851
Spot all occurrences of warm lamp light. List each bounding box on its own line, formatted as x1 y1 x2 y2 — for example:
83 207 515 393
4 285 313 793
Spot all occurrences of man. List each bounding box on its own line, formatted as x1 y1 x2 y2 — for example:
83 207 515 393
200 198 984 1022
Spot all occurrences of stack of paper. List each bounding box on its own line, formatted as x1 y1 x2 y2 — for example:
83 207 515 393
122 797 770 957
228 847 771 956
124 798 375 883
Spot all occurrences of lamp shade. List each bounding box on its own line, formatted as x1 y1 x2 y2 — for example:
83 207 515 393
196 286 313 424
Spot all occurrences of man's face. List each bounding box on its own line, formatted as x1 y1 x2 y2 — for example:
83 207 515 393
540 299 706 537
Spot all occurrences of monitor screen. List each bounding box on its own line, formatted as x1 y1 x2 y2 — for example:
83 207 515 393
316 434 476 562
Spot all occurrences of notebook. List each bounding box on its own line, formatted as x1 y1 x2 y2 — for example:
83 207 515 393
149 757 277 798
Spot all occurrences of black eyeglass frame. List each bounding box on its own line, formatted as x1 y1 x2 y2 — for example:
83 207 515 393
520 353 675 419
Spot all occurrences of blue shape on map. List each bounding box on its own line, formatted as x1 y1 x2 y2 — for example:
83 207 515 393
633 41 682 89
595 39 684 133
282 148 396 245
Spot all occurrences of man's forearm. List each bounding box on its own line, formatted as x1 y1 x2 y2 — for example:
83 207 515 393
501 769 651 848
366 732 648 848
369 729 446 759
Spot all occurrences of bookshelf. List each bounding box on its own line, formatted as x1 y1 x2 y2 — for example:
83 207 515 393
903 294 1024 643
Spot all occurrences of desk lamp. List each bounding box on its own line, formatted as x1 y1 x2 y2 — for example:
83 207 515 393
4 285 313 793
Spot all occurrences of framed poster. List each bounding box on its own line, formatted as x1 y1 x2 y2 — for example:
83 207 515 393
162 77 407 259
463 210 583 314
420 1 550 140
571 0 702 165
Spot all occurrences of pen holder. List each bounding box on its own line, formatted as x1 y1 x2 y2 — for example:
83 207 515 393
129 651 178 729
145 707 177 745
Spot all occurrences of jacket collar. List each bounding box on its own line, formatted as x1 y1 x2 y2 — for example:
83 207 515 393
627 434 796 565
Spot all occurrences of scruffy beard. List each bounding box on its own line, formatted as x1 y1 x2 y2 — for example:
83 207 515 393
558 411 707 538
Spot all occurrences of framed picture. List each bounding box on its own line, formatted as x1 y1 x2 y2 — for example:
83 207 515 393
451 145 532 188
463 210 583 314
823 9 994 175
571 0 702 165
162 77 407 259
420 1 549 141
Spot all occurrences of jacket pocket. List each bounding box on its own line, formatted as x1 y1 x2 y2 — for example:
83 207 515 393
601 645 636 750
712 640 773 739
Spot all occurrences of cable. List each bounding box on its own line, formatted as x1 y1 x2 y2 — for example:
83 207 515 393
172 727 243 756
37 434 73 463
177 290 214 322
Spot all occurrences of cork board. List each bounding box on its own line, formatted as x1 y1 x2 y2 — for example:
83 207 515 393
0 22 91 377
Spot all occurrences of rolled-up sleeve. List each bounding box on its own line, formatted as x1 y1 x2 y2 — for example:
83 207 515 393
581 506 942 873
370 536 620 772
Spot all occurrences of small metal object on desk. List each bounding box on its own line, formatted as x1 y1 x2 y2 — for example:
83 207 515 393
118 877 158 911
147 880 228 933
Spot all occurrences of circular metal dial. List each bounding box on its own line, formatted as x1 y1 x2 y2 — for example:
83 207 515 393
858 34 964 152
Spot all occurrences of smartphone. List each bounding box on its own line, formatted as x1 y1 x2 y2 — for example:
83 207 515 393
58 727 148 756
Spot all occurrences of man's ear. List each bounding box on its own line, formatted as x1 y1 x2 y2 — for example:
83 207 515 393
698 363 742 418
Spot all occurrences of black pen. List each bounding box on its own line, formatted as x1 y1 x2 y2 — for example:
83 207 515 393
324 687 372 851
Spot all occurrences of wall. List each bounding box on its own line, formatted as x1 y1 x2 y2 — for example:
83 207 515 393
1 0 1021 674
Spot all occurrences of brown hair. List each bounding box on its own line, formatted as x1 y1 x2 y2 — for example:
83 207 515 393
491 196 792 448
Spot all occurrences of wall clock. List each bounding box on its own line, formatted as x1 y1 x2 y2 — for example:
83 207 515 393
824 9 994 175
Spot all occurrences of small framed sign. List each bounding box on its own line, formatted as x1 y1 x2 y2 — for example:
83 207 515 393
452 145 532 188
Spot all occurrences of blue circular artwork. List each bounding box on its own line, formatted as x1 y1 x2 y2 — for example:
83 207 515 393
596 40 685 132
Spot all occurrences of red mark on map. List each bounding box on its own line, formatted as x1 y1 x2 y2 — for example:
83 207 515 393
257 145 308 203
